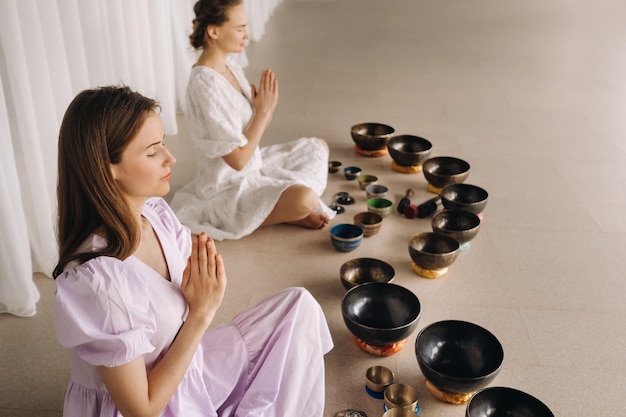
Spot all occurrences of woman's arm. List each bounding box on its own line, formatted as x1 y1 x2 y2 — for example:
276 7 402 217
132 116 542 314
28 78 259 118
222 69 278 171
99 233 226 417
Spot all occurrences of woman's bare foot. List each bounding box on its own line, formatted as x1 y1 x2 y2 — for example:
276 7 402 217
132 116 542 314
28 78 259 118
289 213 330 229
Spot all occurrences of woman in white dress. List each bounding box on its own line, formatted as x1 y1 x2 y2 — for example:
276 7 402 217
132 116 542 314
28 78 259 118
170 0 334 240
53 85 333 416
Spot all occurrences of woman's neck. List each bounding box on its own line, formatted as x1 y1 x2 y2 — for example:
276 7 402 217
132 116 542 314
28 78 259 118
128 197 147 228
196 48 228 73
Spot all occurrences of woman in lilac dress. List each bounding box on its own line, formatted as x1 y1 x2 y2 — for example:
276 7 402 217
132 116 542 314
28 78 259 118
53 86 333 417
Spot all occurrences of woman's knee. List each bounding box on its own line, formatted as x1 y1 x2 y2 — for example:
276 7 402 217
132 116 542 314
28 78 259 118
299 187 319 213
283 185 318 214
316 138 329 154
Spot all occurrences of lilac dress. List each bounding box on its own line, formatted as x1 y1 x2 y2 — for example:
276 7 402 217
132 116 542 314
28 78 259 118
54 197 334 417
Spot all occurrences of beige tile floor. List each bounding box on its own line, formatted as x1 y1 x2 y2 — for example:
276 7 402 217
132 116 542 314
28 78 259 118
2 0 626 415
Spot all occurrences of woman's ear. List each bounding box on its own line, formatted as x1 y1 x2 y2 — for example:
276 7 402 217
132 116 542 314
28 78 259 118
206 25 219 40
109 164 119 180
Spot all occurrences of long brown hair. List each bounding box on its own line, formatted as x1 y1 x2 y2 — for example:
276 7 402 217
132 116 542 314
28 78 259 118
189 0 243 49
53 86 160 278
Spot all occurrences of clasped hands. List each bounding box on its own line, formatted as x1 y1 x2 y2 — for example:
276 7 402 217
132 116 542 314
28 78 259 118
250 68 278 122
182 232 227 324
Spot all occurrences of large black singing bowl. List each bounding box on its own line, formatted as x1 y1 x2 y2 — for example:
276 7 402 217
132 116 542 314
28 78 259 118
342 282 422 346
466 387 554 417
415 320 504 394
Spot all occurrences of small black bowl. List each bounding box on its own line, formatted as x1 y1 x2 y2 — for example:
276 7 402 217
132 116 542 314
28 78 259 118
466 387 554 417
415 320 504 394
328 160 342 173
342 282 421 346
441 183 489 215
387 135 433 167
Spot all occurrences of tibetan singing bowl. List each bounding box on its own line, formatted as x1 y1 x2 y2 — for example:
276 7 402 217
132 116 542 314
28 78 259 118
415 320 504 395
441 183 489 214
340 257 395 290
351 122 395 151
365 365 395 393
466 387 554 417
342 282 421 346
422 156 470 188
431 209 481 246
408 232 460 271
387 134 433 167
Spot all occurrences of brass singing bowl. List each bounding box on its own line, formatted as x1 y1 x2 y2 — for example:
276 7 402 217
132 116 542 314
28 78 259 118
440 183 489 214
422 156 470 188
340 257 395 290
365 365 395 393
431 209 481 246
351 122 395 151
408 232 460 271
387 134 433 167
384 383 419 410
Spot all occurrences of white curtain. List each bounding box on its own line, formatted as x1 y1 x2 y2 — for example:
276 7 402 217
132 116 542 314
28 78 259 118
0 0 282 317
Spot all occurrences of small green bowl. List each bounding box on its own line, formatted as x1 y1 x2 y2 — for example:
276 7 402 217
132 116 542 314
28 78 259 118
358 174 378 190
367 198 393 217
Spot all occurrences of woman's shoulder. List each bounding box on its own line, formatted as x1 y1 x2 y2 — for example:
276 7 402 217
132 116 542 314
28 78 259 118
144 196 174 217
55 254 151 318
57 253 136 288
144 197 187 236
54 255 155 360
189 65 219 85
187 65 225 103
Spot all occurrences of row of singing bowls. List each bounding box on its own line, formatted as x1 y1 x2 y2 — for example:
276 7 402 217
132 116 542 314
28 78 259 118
343 131 552 416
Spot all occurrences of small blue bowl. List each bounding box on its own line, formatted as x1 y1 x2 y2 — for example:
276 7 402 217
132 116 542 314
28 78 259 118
344 166 362 180
331 224 364 252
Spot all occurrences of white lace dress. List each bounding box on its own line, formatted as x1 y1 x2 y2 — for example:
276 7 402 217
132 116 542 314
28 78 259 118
170 58 333 240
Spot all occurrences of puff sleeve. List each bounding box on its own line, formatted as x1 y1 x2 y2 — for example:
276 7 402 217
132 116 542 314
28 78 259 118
54 257 156 368
186 66 250 159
